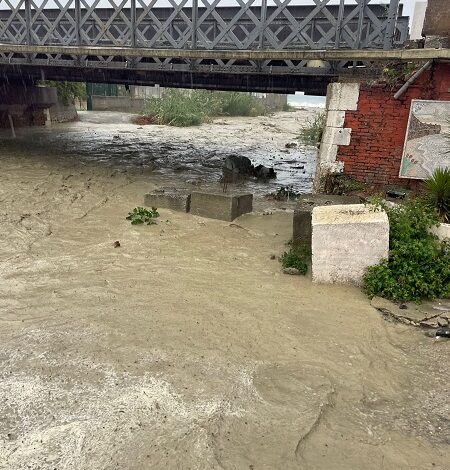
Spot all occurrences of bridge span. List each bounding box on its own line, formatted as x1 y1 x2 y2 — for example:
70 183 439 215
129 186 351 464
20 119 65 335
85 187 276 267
0 0 419 93
0 0 446 94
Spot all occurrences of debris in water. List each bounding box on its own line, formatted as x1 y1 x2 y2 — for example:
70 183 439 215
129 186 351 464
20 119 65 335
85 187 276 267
114 241 121 248
436 327 450 338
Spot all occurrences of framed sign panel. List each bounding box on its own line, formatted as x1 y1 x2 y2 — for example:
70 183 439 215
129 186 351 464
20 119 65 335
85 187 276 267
400 100 450 179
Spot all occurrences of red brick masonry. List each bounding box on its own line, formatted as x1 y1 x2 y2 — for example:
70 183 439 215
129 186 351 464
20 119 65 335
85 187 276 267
337 62 450 185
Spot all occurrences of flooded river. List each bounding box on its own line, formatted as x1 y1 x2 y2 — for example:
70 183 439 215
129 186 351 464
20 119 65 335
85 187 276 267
0 110 318 197
0 110 448 470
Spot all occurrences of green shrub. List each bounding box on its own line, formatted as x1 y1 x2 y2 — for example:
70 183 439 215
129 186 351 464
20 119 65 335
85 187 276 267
219 92 265 117
143 89 265 126
280 246 309 275
298 112 326 146
363 199 450 302
423 167 450 223
126 207 160 225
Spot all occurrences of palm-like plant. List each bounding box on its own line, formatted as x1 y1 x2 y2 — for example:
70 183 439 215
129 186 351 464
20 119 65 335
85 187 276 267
424 168 450 223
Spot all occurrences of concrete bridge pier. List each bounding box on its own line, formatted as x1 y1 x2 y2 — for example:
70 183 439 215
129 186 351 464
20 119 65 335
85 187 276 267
0 83 57 131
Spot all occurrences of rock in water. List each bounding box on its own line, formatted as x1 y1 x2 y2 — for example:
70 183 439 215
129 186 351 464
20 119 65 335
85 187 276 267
223 155 254 182
254 164 277 179
436 327 450 338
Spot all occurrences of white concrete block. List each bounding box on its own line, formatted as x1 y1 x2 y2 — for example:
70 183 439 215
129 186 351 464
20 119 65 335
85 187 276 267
312 204 389 284
326 110 346 128
430 223 450 241
322 127 352 146
326 83 360 111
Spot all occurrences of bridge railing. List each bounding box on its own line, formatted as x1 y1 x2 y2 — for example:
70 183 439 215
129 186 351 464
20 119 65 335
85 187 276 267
0 0 407 51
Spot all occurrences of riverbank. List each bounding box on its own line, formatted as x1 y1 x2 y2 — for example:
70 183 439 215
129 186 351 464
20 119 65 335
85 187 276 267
0 111 448 469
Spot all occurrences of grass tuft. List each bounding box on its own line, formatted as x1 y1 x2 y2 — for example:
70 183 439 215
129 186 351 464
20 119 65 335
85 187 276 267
142 89 266 126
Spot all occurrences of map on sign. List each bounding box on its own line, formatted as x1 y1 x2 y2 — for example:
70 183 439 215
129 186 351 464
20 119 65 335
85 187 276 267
400 100 450 179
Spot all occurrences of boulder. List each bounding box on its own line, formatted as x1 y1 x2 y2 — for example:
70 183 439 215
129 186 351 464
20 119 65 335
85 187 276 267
223 155 254 182
254 164 277 179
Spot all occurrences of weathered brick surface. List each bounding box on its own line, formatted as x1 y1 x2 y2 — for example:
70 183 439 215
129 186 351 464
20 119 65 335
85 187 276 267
337 63 450 185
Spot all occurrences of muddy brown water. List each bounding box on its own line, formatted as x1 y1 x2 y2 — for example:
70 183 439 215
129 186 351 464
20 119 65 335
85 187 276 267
0 111 448 469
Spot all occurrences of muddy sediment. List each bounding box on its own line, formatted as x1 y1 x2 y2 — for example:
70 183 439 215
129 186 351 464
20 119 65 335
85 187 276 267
0 111 448 469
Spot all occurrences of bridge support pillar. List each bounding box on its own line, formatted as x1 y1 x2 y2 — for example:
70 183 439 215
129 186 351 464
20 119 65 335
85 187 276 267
314 82 359 191
0 83 63 129
315 61 450 188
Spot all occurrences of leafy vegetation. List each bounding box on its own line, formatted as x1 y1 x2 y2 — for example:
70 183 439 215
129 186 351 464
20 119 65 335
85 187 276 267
39 81 86 105
423 167 450 223
143 89 266 126
280 245 309 275
126 207 160 225
298 112 326 146
363 199 450 302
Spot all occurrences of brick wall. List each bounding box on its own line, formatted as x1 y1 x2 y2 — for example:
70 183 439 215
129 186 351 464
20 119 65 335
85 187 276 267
337 62 450 185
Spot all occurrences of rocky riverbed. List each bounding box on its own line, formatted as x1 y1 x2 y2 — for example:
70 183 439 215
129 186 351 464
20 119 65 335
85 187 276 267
0 111 448 469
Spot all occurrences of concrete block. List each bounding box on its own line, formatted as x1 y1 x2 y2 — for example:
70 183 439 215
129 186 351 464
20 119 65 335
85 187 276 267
190 192 253 221
326 110 346 128
322 127 351 146
326 83 360 111
293 195 361 249
311 204 389 284
144 189 191 213
430 223 450 242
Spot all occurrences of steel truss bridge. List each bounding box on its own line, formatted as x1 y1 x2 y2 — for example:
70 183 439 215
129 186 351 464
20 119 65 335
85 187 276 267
0 0 430 94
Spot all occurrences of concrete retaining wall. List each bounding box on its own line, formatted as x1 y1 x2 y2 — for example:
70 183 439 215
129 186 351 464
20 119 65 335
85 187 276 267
91 95 145 113
49 101 78 123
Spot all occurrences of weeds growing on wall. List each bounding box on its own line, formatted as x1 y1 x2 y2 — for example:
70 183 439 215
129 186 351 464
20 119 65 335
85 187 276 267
298 112 326 146
143 89 266 126
280 245 309 275
322 173 365 195
363 198 450 302
423 167 450 223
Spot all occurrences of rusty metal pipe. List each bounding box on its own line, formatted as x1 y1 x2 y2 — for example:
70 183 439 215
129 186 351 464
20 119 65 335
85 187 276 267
393 60 432 100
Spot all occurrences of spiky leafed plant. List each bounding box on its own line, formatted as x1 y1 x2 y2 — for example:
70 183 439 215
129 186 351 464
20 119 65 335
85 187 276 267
423 168 450 223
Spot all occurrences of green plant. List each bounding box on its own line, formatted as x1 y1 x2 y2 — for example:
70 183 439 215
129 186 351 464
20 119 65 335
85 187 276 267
423 167 450 223
143 89 266 127
363 199 450 302
280 245 309 275
219 92 265 117
126 207 160 225
298 112 326 146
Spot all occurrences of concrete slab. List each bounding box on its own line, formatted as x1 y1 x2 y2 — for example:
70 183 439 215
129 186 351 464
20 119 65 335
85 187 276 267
190 192 253 221
144 189 191 213
322 127 352 146
293 195 360 249
311 204 389 284
325 110 346 128
326 83 360 111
